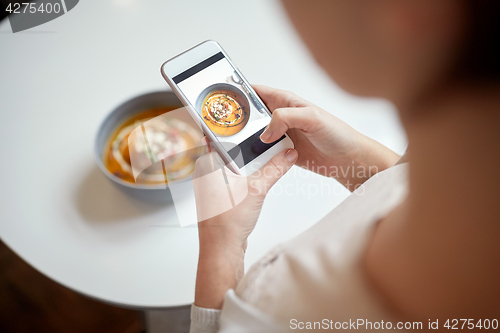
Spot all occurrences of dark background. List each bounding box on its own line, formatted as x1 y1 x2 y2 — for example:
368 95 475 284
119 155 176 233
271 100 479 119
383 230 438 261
0 239 144 333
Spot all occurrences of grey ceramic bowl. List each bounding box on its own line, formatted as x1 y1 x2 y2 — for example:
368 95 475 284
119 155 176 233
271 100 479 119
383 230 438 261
94 90 184 203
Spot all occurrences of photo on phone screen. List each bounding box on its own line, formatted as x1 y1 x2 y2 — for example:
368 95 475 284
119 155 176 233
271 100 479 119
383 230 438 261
172 52 285 168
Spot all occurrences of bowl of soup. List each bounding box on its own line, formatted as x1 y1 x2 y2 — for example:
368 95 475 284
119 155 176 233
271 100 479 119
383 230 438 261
196 83 250 137
95 90 205 203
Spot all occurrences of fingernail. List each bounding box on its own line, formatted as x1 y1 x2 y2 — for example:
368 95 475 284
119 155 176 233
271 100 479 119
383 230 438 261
285 149 298 163
260 128 272 143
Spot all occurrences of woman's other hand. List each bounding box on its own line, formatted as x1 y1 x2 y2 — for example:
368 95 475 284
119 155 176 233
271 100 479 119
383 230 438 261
255 85 400 191
193 148 297 309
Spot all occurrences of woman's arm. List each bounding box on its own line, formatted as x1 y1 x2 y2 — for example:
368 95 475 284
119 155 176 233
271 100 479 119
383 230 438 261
195 225 245 309
193 149 298 310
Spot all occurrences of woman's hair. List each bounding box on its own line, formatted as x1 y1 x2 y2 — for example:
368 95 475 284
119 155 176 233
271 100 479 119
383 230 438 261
455 0 500 82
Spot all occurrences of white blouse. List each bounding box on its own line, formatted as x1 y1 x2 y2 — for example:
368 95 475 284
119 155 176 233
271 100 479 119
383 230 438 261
191 163 409 333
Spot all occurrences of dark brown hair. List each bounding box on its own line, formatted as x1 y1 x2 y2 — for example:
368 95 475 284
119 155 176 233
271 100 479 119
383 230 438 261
455 0 500 82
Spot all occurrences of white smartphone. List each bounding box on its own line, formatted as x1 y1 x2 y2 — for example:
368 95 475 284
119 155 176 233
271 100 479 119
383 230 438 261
160 40 294 176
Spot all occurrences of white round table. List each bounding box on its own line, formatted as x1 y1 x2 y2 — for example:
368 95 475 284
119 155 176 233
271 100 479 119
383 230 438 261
0 0 406 326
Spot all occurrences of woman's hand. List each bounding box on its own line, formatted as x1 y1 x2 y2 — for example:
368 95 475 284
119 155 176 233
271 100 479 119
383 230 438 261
193 148 298 309
255 85 400 191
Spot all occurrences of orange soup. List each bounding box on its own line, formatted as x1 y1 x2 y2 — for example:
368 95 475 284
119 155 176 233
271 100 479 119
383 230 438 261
201 90 249 136
104 107 203 185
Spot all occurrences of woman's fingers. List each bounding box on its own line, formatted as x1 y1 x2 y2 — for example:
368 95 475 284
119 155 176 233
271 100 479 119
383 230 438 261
260 107 320 143
248 148 298 197
253 85 312 111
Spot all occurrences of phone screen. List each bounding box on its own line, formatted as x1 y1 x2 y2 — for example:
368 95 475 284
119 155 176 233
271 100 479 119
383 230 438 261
173 52 284 168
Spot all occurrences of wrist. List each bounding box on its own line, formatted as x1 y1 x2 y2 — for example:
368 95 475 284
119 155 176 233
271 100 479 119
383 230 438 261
339 133 400 191
198 236 246 270
198 222 246 286
357 135 400 177
198 222 248 254
195 224 246 309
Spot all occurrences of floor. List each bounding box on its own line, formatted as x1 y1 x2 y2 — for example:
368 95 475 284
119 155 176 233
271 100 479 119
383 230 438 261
0 239 145 333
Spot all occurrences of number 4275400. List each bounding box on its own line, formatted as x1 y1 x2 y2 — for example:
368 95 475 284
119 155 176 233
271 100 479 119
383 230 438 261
444 319 498 330
5 2 62 14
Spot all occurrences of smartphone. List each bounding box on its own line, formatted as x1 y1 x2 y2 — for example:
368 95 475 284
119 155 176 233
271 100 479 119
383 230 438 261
160 40 294 176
